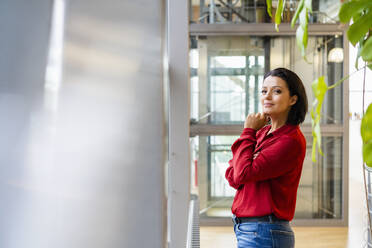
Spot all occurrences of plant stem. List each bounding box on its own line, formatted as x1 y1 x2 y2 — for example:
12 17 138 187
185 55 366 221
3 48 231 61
327 65 366 90
361 62 372 239
363 66 366 115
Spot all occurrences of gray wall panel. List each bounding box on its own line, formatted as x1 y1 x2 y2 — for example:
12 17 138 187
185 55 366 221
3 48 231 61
0 1 166 247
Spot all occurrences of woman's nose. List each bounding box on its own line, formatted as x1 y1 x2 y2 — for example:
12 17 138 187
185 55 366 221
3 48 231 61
264 91 272 99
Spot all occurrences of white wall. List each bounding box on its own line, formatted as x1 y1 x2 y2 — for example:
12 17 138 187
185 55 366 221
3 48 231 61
348 42 371 247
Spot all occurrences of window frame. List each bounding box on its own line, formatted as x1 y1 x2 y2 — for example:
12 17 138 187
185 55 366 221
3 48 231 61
189 23 349 227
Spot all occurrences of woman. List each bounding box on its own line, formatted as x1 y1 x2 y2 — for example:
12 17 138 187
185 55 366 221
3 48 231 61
225 68 308 248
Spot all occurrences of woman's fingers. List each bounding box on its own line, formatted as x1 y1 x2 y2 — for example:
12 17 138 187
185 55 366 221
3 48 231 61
244 112 268 130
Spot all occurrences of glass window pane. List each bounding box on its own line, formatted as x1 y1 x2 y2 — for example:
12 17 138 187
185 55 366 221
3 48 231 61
211 56 245 68
258 56 264 67
191 76 199 120
191 135 238 217
249 56 255 67
295 136 343 219
190 35 344 125
190 49 199 68
210 76 246 123
190 36 265 124
192 135 343 219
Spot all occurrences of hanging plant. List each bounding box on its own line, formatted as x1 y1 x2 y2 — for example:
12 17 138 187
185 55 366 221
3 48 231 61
339 0 372 167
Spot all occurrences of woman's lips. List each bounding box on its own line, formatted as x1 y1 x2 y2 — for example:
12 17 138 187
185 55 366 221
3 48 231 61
264 103 274 107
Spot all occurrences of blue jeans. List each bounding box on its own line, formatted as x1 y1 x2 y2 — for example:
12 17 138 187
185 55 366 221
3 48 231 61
233 219 295 248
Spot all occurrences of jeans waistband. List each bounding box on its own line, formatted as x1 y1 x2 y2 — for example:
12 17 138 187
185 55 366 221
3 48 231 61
232 214 288 224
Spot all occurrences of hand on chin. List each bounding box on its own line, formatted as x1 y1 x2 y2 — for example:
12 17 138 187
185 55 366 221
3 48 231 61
263 109 271 116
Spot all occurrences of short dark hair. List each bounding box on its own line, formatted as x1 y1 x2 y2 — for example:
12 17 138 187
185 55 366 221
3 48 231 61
263 68 308 125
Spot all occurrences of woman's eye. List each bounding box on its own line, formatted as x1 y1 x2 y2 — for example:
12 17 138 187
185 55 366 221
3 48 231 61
274 90 282 94
261 90 267 94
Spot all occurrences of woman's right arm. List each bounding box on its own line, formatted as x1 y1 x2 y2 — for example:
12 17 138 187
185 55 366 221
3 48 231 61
225 113 266 189
225 161 240 189
225 128 257 189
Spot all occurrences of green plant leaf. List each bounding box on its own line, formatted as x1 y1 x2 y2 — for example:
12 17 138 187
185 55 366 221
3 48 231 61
312 76 327 113
305 0 312 13
314 119 323 153
352 12 362 24
302 11 308 49
363 141 372 167
291 0 310 61
338 0 352 23
312 134 317 162
368 63 372 71
355 51 360 69
355 38 365 69
291 0 304 28
310 76 328 162
275 0 285 31
296 26 306 56
361 37 372 62
311 116 323 162
266 0 273 18
347 11 372 45
299 6 308 30
296 8 308 57
339 0 372 23
361 103 372 143
362 103 372 167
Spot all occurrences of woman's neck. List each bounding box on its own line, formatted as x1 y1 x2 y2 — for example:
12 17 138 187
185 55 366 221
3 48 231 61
269 115 288 133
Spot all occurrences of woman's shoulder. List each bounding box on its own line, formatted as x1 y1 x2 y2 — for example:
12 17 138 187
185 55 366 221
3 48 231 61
280 126 306 147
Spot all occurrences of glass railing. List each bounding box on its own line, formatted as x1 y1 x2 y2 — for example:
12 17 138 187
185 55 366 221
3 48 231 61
189 0 341 24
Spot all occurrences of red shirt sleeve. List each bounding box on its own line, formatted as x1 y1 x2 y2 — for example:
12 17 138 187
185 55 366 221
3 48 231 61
225 162 240 189
225 128 257 189
228 128 302 184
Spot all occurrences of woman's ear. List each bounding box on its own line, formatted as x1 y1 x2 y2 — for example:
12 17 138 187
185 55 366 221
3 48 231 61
290 95 298 106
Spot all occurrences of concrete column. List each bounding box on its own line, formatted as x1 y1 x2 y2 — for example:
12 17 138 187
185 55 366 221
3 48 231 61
168 0 190 247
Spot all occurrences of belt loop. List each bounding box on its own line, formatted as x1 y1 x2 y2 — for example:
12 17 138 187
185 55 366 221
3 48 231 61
232 214 240 225
268 214 273 223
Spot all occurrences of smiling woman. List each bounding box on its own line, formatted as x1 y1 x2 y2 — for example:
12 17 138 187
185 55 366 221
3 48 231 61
262 68 308 128
261 76 298 131
225 68 308 248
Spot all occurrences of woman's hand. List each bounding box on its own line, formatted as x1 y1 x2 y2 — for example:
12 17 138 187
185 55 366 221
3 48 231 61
244 113 268 130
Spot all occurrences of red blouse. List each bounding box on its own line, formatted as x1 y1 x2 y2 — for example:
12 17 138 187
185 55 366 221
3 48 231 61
225 124 306 221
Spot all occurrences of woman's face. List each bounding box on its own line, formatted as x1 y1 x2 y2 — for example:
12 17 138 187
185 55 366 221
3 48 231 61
260 76 297 118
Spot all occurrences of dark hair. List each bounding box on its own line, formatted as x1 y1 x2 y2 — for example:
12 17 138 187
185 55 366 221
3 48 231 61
263 68 308 125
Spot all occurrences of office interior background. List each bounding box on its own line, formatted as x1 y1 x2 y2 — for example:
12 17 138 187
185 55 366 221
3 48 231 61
0 0 371 247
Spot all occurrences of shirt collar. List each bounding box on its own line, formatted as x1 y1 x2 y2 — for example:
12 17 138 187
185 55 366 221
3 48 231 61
266 123 298 137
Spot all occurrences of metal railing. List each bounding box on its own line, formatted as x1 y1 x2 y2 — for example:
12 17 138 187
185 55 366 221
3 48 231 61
186 194 200 248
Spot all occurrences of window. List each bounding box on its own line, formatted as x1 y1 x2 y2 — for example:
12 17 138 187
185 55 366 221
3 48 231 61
189 35 346 224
